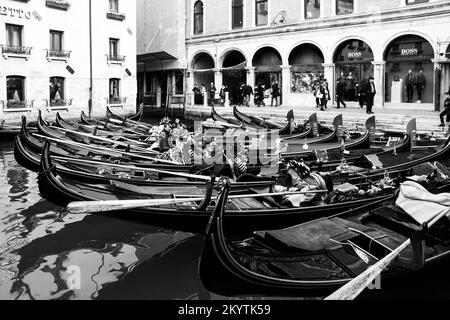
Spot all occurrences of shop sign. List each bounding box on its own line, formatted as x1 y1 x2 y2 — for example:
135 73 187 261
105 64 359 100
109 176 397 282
348 52 362 59
0 5 32 19
401 48 419 56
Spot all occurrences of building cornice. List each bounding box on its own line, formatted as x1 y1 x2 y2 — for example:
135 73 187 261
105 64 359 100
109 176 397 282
186 2 450 46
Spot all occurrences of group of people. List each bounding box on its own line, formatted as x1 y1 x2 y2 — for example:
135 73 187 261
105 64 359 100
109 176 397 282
335 76 377 114
313 79 331 111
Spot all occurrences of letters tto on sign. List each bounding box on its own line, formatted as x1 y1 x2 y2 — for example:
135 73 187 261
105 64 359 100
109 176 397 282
0 6 32 19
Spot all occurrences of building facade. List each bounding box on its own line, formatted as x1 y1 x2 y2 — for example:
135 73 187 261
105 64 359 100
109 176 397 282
136 0 187 108
142 0 450 112
0 0 137 123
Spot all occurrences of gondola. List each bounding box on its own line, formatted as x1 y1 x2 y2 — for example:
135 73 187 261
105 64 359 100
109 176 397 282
106 105 144 123
199 176 450 297
37 140 438 234
81 110 150 134
283 116 375 157
211 106 244 126
233 107 286 130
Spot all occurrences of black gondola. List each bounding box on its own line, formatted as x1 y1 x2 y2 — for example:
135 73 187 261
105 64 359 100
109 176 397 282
233 107 285 130
199 176 450 297
37 141 419 234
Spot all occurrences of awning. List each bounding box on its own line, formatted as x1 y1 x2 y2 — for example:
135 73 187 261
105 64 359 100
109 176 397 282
137 51 177 63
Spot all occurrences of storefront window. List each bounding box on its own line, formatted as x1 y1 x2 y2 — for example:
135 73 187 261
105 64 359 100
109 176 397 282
334 40 374 102
256 0 268 26
384 35 434 104
253 47 282 104
175 70 184 95
289 44 324 94
305 0 320 19
336 0 353 15
49 77 65 106
194 1 204 35
232 0 244 29
6 76 25 109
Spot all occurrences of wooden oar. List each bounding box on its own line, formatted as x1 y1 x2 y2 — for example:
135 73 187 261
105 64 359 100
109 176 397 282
67 189 328 215
325 207 450 300
33 134 182 165
108 117 152 130
54 157 212 181
54 127 155 152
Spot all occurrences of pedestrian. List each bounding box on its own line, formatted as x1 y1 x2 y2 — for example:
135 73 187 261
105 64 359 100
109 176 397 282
209 82 216 106
336 77 346 109
239 84 245 106
193 84 201 105
159 123 173 152
415 69 426 103
313 82 321 109
219 85 226 104
439 88 450 129
320 81 330 111
366 76 376 115
243 84 253 107
271 81 280 107
357 79 367 109
405 70 415 103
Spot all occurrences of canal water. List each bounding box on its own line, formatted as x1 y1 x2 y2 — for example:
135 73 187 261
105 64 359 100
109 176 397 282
1 111 450 300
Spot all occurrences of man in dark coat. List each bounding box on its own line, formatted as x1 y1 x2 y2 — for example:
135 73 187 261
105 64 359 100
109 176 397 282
365 77 376 115
405 70 415 103
415 70 426 102
439 88 450 128
271 81 280 107
209 82 216 106
336 77 346 109
243 84 254 107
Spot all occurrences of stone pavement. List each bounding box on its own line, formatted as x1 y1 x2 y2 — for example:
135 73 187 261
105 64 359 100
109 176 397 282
181 103 448 136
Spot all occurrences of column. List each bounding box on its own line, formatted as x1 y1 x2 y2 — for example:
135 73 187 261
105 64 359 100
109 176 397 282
246 67 255 106
281 65 291 106
323 63 335 106
187 69 195 106
214 68 222 99
372 61 385 108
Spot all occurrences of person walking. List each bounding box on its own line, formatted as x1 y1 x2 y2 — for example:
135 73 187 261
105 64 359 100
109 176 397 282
243 84 254 107
439 88 450 128
256 83 265 107
320 81 330 111
415 69 426 103
209 82 216 106
405 70 415 103
357 79 367 109
336 77 346 109
313 82 321 109
366 77 376 115
271 81 280 107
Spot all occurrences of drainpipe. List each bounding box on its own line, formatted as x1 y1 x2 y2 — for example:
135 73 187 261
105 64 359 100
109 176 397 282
88 0 93 117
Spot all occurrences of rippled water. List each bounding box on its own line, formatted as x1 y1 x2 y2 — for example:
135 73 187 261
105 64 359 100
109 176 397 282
2 129 450 300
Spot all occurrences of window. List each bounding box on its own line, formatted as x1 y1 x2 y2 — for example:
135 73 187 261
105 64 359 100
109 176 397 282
406 0 429 5
109 38 119 58
50 30 63 52
256 0 268 26
6 24 23 47
336 0 353 15
6 76 25 109
305 0 320 19
232 0 244 29
109 78 121 103
194 1 204 34
175 70 184 95
109 0 119 13
49 77 65 106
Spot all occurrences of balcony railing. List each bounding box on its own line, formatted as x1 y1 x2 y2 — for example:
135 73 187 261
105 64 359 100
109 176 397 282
47 49 71 59
2 45 32 56
107 97 127 105
107 54 126 62
3 100 34 110
107 12 126 21
46 0 71 10
46 98 73 108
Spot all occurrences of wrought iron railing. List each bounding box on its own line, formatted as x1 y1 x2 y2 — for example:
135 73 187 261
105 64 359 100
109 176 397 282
2 45 32 55
4 100 34 109
46 98 73 107
107 97 127 105
107 54 126 62
47 49 71 58
46 0 71 10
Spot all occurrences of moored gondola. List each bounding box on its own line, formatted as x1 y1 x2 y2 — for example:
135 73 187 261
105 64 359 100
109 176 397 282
199 176 450 297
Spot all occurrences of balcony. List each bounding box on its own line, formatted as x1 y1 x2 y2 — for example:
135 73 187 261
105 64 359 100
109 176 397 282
1 45 32 60
107 54 126 65
45 98 73 111
46 0 71 10
107 11 126 21
47 49 71 62
2 100 34 113
107 97 127 107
